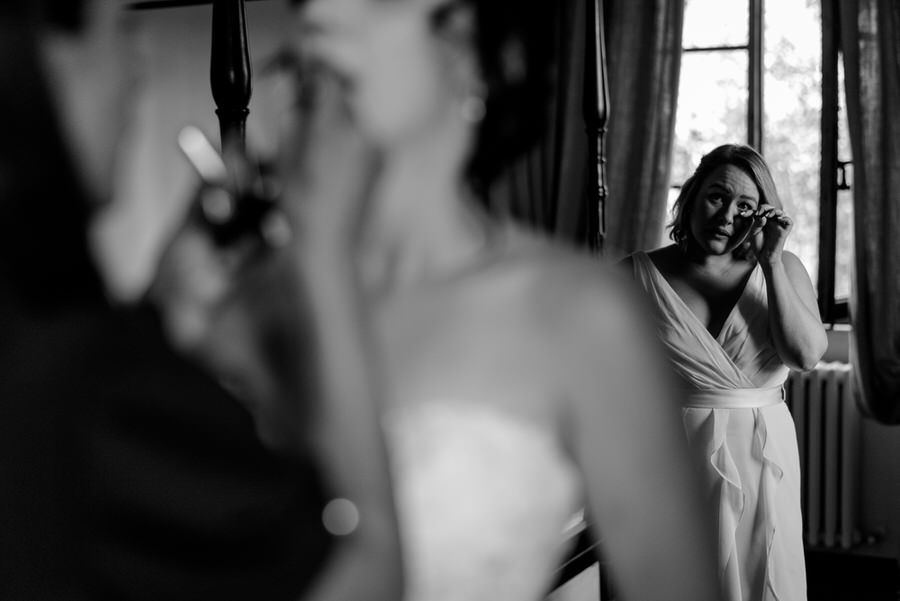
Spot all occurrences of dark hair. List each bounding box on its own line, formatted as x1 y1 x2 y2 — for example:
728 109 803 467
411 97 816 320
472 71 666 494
668 144 781 250
36 0 87 31
430 1 554 195
0 0 101 309
287 0 556 195
1 0 87 31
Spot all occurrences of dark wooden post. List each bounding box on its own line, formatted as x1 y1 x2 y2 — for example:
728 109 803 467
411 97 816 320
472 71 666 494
748 0 764 151
584 0 610 254
211 0 251 150
817 0 838 322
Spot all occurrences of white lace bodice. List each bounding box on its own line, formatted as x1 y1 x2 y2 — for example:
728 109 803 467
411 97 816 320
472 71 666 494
383 400 582 601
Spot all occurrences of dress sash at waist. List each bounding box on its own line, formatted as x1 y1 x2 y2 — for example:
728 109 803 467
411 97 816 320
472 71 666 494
683 384 784 409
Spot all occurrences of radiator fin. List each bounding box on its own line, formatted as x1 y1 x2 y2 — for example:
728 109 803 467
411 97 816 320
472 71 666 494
785 362 859 549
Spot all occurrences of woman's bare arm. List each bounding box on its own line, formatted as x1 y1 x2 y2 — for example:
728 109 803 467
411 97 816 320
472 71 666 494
749 205 827 371
277 67 403 601
289 248 403 601
760 250 827 371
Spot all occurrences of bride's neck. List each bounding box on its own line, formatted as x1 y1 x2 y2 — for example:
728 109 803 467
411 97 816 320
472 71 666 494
360 130 493 292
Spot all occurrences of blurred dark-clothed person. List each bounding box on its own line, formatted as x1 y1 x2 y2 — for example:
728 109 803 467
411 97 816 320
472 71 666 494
0 2 331 599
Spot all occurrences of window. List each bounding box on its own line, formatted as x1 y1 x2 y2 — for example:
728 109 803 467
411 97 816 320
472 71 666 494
668 0 851 323
833 66 853 306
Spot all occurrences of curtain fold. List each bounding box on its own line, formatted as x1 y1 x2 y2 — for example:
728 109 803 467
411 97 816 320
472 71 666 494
485 0 684 256
603 0 684 260
839 0 900 422
484 0 591 247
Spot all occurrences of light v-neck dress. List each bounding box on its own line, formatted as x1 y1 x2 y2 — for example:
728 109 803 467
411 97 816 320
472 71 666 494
632 251 806 601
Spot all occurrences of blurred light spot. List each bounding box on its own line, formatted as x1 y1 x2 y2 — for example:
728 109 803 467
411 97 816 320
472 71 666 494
200 187 234 224
322 498 359 536
260 209 292 248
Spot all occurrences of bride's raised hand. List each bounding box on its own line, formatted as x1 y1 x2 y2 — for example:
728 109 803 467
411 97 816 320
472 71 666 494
276 62 382 261
262 57 403 601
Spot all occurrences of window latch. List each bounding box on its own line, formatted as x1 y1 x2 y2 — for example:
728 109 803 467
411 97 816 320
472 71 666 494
837 160 852 191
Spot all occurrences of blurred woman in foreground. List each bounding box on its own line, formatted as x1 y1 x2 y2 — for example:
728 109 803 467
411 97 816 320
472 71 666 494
218 0 724 599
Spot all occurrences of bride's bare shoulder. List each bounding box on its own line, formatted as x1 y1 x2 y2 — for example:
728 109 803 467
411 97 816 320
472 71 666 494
496 226 649 327
496 227 674 411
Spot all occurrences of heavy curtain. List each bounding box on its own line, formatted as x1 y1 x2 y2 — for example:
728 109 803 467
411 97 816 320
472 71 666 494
839 0 900 422
603 0 684 260
484 0 592 247
484 0 684 257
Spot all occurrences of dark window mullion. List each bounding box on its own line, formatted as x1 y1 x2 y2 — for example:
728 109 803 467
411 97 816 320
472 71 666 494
818 0 840 323
748 0 764 150
683 45 748 53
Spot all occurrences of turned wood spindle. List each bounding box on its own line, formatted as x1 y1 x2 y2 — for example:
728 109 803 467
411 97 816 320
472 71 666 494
211 0 252 151
584 0 610 253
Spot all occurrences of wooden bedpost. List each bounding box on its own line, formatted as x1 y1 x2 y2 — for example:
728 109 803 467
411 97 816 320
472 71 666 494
128 0 254 150
210 0 251 150
584 0 610 254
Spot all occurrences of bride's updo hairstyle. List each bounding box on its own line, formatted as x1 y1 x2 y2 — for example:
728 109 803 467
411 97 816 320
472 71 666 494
438 1 555 195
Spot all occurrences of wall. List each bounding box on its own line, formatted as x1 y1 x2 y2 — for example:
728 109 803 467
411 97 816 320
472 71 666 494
858 414 900 559
823 326 900 560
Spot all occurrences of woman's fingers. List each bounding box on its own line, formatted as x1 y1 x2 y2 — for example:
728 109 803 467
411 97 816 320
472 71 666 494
742 206 771 241
749 205 794 233
749 214 767 238
755 206 792 230
754 205 776 220
278 63 353 190
276 63 381 248
770 209 792 228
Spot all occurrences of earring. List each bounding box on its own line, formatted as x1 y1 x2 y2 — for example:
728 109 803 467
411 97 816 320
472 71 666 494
460 93 486 123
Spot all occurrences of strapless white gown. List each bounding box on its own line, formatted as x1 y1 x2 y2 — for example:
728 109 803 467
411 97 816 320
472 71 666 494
383 400 583 601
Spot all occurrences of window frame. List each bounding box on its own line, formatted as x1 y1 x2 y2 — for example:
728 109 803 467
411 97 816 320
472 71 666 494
818 0 849 324
674 0 849 324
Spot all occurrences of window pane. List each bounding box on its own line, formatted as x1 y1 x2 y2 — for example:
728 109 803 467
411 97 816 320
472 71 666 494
683 0 749 48
835 188 854 300
763 0 821 283
671 51 748 187
837 59 852 160
835 57 853 301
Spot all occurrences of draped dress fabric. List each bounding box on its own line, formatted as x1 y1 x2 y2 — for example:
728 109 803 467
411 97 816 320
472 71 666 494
631 251 806 601
383 400 583 601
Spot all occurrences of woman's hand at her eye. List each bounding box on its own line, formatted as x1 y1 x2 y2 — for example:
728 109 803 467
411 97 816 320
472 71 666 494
747 203 793 264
